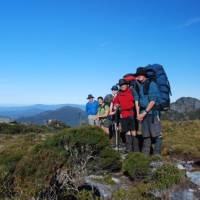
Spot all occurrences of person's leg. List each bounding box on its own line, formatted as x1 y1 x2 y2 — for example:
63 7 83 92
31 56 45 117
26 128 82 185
120 132 126 144
121 118 133 152
130 117 140 152
88 115 93 125
101 126 109 135
137 122 143 152
118 121 126 149
109 123 115 140
150 115 162 155
142 137 151 155
153 135 163 155
141 115 151 155
132 135 140 152
138 134 143 152
125 132 133 152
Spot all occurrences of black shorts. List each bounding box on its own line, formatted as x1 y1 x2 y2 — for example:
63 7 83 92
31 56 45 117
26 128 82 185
120 116 137 133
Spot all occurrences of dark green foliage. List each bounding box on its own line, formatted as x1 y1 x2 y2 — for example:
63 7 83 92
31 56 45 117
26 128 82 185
13 148 67 199
0 152 23 197
152 164 185 190
60 126 109 151
0 123 49 135
98 148 122 172
112 183 155 200
162 109 200 121
187 109 200 120
0 126 118 199
123 153 151 180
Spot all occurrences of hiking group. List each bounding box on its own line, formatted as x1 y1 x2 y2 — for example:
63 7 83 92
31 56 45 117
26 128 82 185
86 64 171 156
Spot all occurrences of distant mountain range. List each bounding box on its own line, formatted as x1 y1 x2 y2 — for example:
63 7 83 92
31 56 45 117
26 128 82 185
162 97 200 121
0 104 85 119
17 106 87 127
0 97 199 126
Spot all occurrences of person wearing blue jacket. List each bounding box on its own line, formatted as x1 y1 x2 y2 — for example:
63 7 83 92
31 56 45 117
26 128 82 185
134 68 162 155
86 94 99 125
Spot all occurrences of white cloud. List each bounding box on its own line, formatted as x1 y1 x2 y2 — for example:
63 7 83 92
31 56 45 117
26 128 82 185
178 17 200 29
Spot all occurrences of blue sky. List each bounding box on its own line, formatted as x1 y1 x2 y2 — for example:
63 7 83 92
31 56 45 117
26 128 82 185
0 0 200 105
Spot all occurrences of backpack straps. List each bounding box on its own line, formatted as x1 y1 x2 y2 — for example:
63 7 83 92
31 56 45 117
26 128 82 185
143 79 152 95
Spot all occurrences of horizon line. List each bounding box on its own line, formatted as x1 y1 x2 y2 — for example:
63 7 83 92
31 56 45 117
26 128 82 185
0 96 199 107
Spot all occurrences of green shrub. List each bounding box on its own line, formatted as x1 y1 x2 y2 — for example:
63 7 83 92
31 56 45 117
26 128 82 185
112 183 154 200
60 126 109 151
152 164 185 190
98 148 122 172
123 153 151 180
7 126 111 199
0 123 49 135
13 148 67 199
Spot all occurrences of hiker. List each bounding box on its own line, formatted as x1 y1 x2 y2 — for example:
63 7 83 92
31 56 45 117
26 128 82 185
134 67 162 155
109 85 119 116
109 85 120 146
95 96 111 135
86 94 99 126
123 74 141 151
113 79 139 152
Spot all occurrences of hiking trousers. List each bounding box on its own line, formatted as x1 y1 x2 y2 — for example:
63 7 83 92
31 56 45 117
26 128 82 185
141 114 162 155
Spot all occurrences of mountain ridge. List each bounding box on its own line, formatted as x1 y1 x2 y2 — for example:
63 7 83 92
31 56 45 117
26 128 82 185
171 97 200 113
0 104 85 119
17 106 87 127
163 97 200 121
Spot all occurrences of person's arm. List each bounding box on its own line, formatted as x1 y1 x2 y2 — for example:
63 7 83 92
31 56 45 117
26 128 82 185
145 101 156 113
95 107 100 120
109 102 114 114
135 101 140 117
138 82 158 121
133 88 140 117
137 101 155 121
146 81 158 112
109 102 117 116
113 95 120 109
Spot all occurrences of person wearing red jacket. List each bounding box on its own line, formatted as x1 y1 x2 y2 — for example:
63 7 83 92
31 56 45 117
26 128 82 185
113 79 139 152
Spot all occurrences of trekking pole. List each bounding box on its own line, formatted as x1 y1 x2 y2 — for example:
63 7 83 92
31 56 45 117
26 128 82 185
114 122 119 151
114 107 120 151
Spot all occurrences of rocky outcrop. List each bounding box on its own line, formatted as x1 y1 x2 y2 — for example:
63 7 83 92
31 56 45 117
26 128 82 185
171 97 200 113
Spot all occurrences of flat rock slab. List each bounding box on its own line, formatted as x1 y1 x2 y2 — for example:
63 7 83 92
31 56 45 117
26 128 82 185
186 172 200 187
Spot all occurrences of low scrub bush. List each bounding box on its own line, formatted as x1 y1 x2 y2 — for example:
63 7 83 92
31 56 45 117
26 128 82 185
98 148 122 172
152 163 185 190
123 153 151 180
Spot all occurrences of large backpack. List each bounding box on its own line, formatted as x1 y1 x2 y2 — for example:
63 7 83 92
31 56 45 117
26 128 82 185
143 64 172 111
123 73 136 87
123 73 140 96
104 94 113 106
